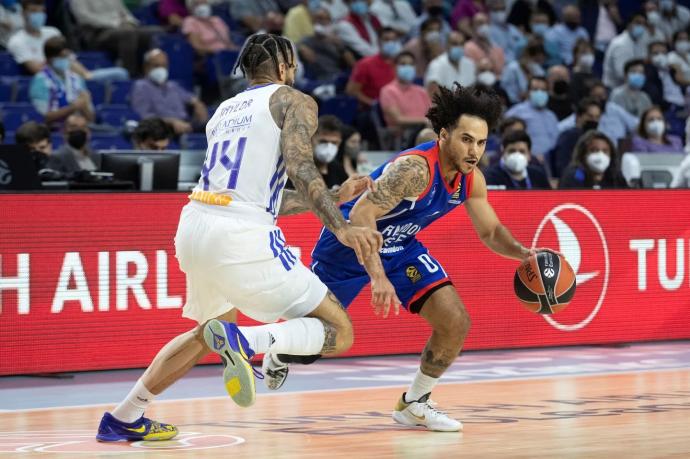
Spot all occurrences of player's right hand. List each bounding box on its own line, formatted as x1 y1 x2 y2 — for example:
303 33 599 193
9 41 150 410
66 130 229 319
336 224 383 265
370 275 400 318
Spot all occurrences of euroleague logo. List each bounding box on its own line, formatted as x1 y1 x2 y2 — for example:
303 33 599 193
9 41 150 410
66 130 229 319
531 204 610 331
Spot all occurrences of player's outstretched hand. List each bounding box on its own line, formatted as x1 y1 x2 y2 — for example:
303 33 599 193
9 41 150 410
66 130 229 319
336 224 383 265
370 274 400 318
524 247 563 262
337 175 376 204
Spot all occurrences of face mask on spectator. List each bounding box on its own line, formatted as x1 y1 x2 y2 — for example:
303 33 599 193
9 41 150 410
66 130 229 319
308 0 321 12
396 64 416 82
381 40 402 57
314 142 338 163
627 72 645 89
448 45 463 62
531 23 548 36
578 53 595 69
350 0 368 16
565 20 580 31
67 130 88 149
149 67 169 85
660 0 674 12
314 23 333 35
552 79 569 96
51 57 70 73
647 119 666 137
582 120 598 132
477 70 496 86
675 40 690 54
651 53 669 69
424 30 442 44
586 151 610 173
28 11 46 29
630 24 646 40
647 11 661 23
490 11 506 24
502 152 528 174
193 4 211 18
529 89 549 108
477 24 491 38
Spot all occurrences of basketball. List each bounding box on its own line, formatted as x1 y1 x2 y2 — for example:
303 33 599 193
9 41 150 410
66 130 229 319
514 251 576 314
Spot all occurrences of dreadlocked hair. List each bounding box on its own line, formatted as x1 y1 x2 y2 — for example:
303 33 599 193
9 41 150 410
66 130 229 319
426 83 503 134
236 33 295 79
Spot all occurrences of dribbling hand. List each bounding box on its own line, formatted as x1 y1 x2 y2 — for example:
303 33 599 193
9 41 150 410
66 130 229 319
337 175 376 204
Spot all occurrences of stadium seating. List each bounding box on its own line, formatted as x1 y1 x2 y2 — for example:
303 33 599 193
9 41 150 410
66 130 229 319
90 132 133 150
97 104 140 128
0 103 42 131
76 52 115 70
108 80 133 105
0 52 20 77
85 80 106 106
152 34 195 90
319 95 358 126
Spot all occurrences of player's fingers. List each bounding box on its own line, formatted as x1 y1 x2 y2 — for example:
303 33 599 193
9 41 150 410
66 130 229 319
365 176 376 192
394 295 401 315
352 239 364 265
360 233 377 259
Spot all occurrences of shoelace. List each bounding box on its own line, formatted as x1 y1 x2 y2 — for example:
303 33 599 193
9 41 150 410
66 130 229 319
251 364 264 380
420 400 449 418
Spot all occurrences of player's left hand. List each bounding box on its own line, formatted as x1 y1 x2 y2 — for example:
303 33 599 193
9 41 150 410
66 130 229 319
370 274 401 318
337 175 376 204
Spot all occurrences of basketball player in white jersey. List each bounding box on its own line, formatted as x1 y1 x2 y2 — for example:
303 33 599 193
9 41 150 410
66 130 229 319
95 33 382 442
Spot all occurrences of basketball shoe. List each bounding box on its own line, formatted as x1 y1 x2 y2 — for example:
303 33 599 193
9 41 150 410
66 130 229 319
392 392 462 432
203 319 261 407
96 412 178 442
262 352 289 390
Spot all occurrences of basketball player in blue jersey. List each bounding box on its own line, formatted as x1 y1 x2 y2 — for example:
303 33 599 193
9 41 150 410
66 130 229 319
95 34 382 442
262 84 553 431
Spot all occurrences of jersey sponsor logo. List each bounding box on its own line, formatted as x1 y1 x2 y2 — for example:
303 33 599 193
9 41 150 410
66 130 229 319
406 266 422 283
381 222 422 246
532 204 609 332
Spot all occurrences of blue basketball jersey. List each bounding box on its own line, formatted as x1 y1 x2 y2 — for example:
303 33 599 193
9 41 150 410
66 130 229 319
311 141 475 269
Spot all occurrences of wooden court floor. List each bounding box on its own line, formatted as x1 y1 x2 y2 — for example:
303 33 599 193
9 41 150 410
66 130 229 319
1 369 689 458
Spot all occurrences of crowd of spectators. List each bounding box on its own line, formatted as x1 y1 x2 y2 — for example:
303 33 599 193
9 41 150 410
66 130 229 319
2 0 690 190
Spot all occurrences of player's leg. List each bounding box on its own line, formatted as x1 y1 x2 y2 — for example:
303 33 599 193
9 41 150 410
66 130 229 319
96 309 237 442
392 285 469 432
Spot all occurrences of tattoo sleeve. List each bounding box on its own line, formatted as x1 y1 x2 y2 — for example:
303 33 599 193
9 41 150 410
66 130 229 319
270 87 347 233
320 322 338 354
278 188 340 216
364 157 430 215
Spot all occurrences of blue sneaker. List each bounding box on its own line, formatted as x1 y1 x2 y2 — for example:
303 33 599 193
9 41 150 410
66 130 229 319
203 319 261 408
96 412 178 442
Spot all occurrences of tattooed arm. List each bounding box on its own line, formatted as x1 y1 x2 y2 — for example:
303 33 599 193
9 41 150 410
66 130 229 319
349 155 431 316
270 86 382 262
279 176 376 216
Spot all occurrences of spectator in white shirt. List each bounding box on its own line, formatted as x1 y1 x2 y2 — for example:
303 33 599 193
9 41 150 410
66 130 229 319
486 0 525 63
7 0 59 74
335 0 382 58
668 29 690 85
370 0 417 37
603 13 650 88
425 30 476 98
648 0 690 42
0 0 23 49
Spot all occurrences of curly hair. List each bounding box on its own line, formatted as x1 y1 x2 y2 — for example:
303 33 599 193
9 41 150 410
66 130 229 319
426 83 503 135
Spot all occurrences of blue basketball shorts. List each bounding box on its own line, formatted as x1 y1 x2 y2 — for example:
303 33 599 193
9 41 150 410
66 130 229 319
311 242 452 314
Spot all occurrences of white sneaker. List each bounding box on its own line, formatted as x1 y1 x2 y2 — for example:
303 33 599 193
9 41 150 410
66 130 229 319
392 393 462 432
262 352 289 390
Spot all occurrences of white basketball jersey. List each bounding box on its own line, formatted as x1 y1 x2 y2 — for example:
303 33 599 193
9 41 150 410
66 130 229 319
193 83 286 222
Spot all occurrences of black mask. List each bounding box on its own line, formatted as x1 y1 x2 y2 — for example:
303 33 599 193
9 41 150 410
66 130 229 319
565 21 579 30
553 79 569 95
427 6 444 17
582 120 598 132
67 130 88 149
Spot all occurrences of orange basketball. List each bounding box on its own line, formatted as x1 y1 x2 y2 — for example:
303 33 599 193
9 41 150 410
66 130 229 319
514 251 576 314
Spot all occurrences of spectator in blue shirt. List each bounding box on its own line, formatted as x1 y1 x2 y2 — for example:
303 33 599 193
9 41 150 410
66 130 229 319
544 4 589 66
29 35 94 126
501 38 545 104
130 49 208 135
487 0 525 63
504 76 559 159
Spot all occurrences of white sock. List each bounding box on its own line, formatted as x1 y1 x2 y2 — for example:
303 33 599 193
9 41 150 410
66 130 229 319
405 369 439 402
111 379 155 423
239 318 325 356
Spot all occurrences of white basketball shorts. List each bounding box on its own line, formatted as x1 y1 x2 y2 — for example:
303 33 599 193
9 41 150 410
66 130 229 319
174 202 328 324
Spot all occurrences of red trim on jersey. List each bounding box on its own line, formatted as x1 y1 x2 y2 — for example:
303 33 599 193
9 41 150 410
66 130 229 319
408 277 452 306
398 143 437 200
465 170 475 199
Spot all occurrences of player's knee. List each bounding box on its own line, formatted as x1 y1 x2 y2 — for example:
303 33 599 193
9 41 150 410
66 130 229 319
333 319 354 353
192 323 208 347
436 307 471 338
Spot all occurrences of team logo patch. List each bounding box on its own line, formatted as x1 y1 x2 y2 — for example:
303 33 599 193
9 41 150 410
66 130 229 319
213 333 225 351
451 181 462 199
543 268 555 278
406 266 422 283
